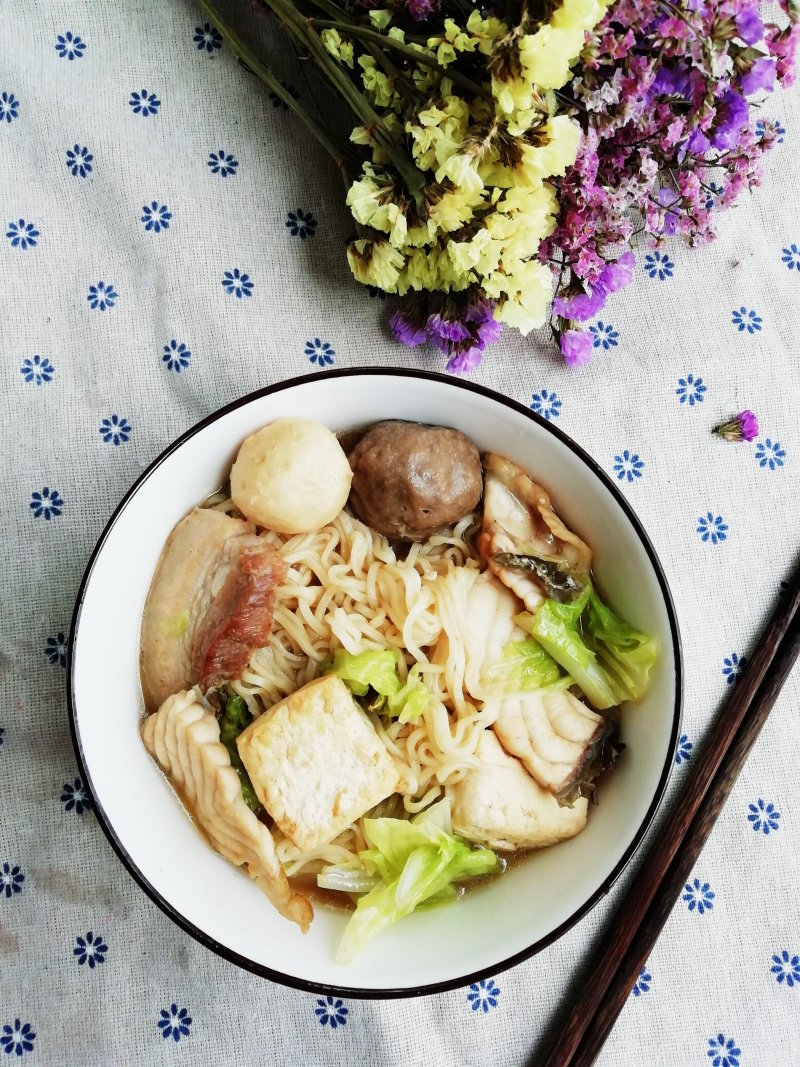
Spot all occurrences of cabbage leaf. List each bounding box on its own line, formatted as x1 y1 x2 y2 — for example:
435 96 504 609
320 799 498 963
516 583 657 709
328 648 430 723
484 638 570 694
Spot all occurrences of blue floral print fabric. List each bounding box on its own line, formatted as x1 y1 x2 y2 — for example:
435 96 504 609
0 2 798 1065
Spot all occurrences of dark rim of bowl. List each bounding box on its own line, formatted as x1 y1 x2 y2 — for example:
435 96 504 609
68 366 683 1000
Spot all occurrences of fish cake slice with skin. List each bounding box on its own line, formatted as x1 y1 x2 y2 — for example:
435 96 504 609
451 730 588 851
141 690 312 932
491 688 606 794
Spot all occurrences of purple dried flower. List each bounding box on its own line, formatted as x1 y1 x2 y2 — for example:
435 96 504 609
446 345 484 374
713 410 759 442
597 251 636 294
560 329 593 368
389 307 427 347
710 89 749 149
740 56 777 95
407 0 437 21
390 290 501 372
552 288 607 321
657 188 681 235
427 313 471 344
735 6 765 46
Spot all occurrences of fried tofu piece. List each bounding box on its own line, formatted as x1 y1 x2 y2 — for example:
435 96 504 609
237 674 401 852
451 730 588 851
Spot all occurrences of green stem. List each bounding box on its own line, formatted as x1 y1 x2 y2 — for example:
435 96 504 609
197 0 357 173
265 0 427 205
308 18 491 99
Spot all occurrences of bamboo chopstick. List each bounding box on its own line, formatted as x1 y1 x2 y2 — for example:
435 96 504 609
535 564 800 1067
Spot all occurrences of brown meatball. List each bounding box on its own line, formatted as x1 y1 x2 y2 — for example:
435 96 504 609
348 421 483 540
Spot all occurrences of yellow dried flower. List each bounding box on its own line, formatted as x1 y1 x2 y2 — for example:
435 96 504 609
321 28 354 69
347 239 404 291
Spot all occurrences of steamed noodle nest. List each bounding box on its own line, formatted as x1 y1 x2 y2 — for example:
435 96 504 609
212 500 488 879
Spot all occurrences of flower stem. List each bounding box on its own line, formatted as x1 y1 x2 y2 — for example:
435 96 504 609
263 0 428 206
308 19 491 98
197 0 357 173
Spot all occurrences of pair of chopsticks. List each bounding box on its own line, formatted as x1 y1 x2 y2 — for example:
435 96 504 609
535 562 800 1067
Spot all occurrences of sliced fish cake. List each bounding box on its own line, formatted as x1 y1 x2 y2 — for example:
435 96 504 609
141 690 312 932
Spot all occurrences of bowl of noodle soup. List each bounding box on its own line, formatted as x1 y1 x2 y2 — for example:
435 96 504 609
69 368 681 996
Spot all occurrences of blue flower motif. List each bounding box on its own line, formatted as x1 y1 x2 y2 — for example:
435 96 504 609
590 321 619 349
676 373 707 406
645 251 674 280
286 208 317 239
770 950 800 987
99 415 132 446
467 979 501 1013
163 339 191 372
30 488 63 521
613 450 644 482
366 284 386 300
45 632 67 668
704 181 723 211
222 269 253 299
55 31 86 60
314 996 349 1029
305 338 335 367
0 1020 35 1057
0 92 20 123
755 118 785 143
87 281 117 311
193 23 222 52
129 89 161 117
731 307 762 333
697 512 727 545
20 355 54 385
530 389 561 420
141 201 172 233
157 1004 192 1042
755 438 786 470
748 798 781 834
781 244 800 271
66 144 93 178
0 863 24 899
683 877 715 915
61 777 91 815
631 965 651 997
707 1033 741 1067
273 81 302 107
675 733 693 765
6 219 39 251
721 652 747 685
208 150 238 177
74 931 107 968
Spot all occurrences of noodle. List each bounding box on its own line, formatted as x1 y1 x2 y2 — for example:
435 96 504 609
230 509 490 877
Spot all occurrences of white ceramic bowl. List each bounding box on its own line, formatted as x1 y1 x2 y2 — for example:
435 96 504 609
69 369 681 997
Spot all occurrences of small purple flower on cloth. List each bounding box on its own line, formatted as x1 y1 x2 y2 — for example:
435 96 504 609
713 410 759 442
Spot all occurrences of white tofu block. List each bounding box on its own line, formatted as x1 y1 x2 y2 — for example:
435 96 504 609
237 674 401 851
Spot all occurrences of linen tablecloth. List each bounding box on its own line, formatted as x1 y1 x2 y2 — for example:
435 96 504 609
2 2 799 1063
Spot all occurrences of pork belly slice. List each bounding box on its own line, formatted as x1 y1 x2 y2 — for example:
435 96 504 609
141 690 313 932
140 508 286 712
192 539 286 692
451 730 588 851
490 687 607 794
